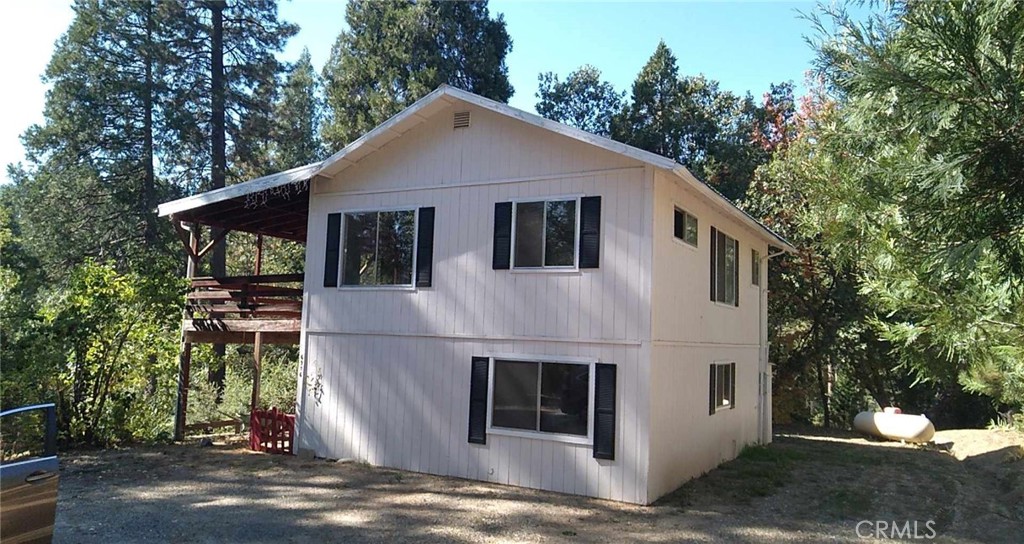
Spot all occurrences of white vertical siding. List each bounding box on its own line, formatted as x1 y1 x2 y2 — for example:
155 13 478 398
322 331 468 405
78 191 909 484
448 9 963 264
645 171 769 502
298 106 653 503
299 335 649 504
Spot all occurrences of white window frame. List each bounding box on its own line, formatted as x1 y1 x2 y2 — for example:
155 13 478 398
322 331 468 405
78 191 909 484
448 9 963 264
485 353 596 445
337 205 419 290
712 228 739 307
510 195 583 271
672 205 699 248
711 361 735 413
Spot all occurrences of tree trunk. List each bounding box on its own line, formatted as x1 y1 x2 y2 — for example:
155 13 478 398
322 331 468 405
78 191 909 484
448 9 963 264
209 0 227 394
142 0 156 245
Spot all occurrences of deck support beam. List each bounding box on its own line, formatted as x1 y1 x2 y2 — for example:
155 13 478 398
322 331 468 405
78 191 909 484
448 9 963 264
251 332 263 413
174 224 199 441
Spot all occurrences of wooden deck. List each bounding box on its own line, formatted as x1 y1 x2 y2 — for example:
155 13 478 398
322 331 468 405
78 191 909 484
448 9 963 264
183 273 303 345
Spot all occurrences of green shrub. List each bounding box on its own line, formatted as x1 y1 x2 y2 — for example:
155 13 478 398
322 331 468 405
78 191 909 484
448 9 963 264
187 344 298 429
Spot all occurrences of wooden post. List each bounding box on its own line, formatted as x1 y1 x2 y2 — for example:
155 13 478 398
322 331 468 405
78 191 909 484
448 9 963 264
251 332 263 413
174 224 199 441
254 233 263 276
250 235 265 415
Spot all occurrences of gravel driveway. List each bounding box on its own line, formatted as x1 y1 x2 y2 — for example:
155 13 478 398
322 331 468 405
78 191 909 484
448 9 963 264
54 429 1023 543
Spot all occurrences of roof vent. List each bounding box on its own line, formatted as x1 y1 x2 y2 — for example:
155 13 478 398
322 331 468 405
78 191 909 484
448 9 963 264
453 111 471 129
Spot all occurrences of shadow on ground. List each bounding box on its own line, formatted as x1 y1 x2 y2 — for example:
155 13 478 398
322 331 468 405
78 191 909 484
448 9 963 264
54 429 1023 543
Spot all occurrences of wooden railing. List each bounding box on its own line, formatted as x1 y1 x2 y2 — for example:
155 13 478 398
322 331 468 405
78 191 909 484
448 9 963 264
183 273 303 344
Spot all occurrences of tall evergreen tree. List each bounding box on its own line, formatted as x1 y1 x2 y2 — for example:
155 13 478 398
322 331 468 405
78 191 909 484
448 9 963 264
803 0 1024 412
158 0 296 390
322 0 513 149
611 41 773 201
611 41 686 160
273 48 324 169
12 0 175 275
535 65 622 136
158 0 295 185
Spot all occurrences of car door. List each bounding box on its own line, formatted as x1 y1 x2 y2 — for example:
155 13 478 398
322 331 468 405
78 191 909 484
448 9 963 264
1 403 59 544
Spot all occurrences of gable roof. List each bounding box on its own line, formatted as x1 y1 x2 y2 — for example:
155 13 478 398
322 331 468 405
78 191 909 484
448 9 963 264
158 85 795 252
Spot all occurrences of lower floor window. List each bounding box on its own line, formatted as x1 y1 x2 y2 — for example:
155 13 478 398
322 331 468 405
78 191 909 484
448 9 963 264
492 359 589 436
711 362 736 411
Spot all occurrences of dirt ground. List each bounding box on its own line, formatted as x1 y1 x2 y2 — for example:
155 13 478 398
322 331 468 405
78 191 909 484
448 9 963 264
54 428 1023 543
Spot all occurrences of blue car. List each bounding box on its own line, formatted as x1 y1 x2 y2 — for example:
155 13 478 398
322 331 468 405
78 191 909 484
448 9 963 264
0 403 59 544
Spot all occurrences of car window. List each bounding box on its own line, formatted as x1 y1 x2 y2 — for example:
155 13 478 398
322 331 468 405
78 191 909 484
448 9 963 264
1 408 49 464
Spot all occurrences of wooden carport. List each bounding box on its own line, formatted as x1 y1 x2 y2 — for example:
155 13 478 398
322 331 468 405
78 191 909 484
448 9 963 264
157 162 319 441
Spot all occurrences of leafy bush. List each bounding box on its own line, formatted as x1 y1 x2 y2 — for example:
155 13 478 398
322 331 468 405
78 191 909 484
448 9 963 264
2 258 183 446
187 344 298 430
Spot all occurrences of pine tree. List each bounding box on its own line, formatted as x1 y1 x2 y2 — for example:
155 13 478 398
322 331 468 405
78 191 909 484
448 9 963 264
273 49 324 169
322 0 513 149
611 41 767 200
13 0 175 274
611 41 685 160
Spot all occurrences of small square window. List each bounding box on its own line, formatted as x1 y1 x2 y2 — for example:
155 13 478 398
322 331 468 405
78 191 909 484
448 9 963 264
673 208 698 246
752 249 761 286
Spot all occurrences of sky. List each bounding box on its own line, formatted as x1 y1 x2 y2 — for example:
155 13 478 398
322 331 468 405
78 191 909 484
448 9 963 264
1 1 859 181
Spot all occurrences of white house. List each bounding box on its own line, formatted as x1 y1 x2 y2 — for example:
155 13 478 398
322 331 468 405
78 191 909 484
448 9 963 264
158 85 794 505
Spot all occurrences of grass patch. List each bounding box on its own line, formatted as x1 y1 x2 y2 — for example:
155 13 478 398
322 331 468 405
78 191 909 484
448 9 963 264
661 444 804 507
820 486 874 518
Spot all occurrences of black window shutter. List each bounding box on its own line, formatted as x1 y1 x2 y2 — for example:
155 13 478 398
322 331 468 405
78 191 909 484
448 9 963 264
415 207 435 287
468 357 489 444
709 226 718 301
324 213 342 287
730 362 737 409
493 202 513 270
579 196 602 269
593 363 616 460
734 239 740 307
709 364 717 415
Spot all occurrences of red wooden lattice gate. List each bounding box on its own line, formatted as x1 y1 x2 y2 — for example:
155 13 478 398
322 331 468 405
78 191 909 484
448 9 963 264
250 407 295 454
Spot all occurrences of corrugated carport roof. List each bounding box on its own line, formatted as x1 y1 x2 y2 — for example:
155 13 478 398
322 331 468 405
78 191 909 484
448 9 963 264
157 162 320 242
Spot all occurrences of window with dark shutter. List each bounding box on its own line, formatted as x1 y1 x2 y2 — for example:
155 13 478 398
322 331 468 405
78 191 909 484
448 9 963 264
579 196 601 268
324 213 341 287
493 202 513 269
510 198 579 268
492 360 589 436
593 363 616 460
468 357 489 444
340 209 416 286
415 207 435 287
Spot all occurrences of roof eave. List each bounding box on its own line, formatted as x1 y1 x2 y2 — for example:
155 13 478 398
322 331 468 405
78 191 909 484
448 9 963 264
156 161 322 218
668 166 798 254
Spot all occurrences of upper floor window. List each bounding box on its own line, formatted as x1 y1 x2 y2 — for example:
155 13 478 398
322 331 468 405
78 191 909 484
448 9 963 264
342 209 416 286
751 249 761 286
710 227 738 306
514 198 578 268
673 207 698 246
